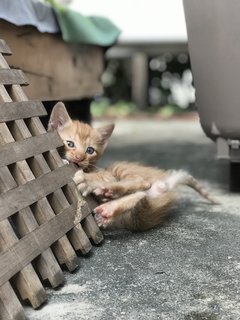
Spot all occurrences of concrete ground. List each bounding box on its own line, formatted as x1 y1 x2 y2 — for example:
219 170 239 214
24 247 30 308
25 117 240 320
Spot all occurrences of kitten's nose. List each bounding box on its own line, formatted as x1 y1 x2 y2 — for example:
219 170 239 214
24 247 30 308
75 154 84 162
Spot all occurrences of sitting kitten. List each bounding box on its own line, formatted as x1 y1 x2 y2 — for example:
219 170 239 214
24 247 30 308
49 102 217 231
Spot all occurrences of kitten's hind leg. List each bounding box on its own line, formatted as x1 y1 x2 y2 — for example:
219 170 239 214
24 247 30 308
145 180 168 198
94 191 146 227
163 170 218 204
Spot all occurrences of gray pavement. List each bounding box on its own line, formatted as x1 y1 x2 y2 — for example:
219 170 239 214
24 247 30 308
25 118 240 320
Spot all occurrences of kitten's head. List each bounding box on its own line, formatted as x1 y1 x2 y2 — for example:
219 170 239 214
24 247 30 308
48 102 114 171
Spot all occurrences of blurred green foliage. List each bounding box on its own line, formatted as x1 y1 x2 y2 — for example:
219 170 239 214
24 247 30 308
91 98 185 119
91 98 137 118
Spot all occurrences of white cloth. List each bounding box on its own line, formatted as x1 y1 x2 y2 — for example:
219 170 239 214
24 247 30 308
0 0 59 33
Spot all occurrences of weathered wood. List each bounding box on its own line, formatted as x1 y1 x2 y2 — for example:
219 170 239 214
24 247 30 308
0 219 47 309
0 132 63 167
0 164 77 221
51 238 79 272
82 214 104 245
14 208 65 288
29 195 79 271
0 88 11 106
27 154 51 177
12 265 47 309
67 224 92 254
0 282 26 320
0 139 48 310
18 106 96 254
0 39 12 55
0 40 11 56
34 251 65 288
0 38 103 317
0 203 78 288
42 146 65 170
31 150 93 254
0 167 16 193
25 116 49 138
0 52 9 69
0 104 69 290
0 21 103 100
2 95 78 276
8 84 80 271
1 164 64 289
47 149 99 251
0 101 47 122
0 69 28 86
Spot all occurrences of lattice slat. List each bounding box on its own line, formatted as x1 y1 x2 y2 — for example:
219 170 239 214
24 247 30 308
0 101 47 122
0 282 25 320
0 69 28 85
0 131 62 167
0 38 103 319
0 203 82 288
0 39 12 55
0 165 77 220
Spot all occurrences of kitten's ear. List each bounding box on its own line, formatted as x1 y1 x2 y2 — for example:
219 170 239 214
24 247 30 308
48 102 72 131
97 123 115 145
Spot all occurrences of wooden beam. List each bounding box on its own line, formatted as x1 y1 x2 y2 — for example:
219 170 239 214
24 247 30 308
0 282 26 320
0 132 63 167
0 69 28 86
0 21 103 100
0 164 77 221
0 101 47 122
0 39 12 55
131 52 148 110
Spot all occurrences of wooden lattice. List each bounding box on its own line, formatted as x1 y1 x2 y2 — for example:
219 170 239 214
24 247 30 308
0 39 103 320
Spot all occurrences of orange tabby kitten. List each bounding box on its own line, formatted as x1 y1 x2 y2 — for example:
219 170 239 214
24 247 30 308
74 163 217 231
49 102 217 231
48 102 114 171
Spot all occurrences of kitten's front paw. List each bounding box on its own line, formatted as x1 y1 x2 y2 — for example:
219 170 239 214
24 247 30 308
73 170 85 185
73 170 92 197
62 158 69 165
93 187 114 199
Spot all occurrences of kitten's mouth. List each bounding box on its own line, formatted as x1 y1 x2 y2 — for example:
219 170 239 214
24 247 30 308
75 161 87 169
66 157 89 169
76 163 84 168
65 157 82 167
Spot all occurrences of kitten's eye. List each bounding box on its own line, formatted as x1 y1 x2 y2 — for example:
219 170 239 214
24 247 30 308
86 146 95 155
66 140 75 148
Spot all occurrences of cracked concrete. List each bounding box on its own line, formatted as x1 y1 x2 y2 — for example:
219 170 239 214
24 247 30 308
25 117 240 320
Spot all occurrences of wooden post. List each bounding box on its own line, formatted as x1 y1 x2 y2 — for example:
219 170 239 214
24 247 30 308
131 52 148 110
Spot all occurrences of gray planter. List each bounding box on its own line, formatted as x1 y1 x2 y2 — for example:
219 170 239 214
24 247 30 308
183 0 240 165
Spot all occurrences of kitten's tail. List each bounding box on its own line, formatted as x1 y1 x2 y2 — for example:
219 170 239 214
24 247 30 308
165 170 218 204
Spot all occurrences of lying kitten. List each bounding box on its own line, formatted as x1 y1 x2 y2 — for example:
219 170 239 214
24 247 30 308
49 102 217 231
74 162 217 231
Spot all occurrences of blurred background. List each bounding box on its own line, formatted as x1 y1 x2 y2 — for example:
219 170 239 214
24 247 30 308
63 0 194 119
1 0 194 120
